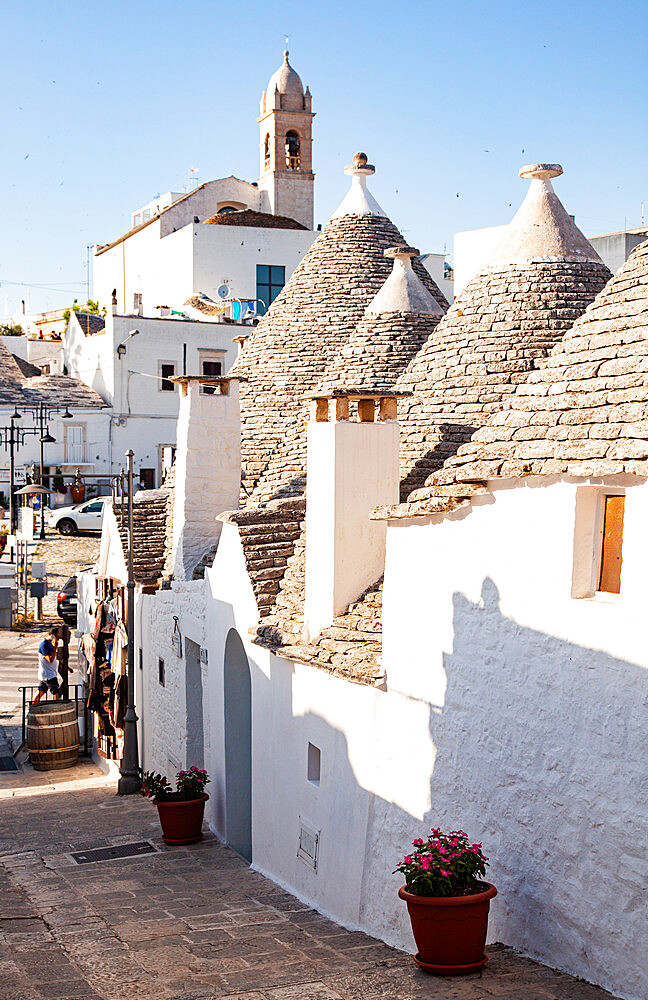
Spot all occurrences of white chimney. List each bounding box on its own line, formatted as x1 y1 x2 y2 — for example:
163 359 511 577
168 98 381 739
171 375 242 580
304 392 401 640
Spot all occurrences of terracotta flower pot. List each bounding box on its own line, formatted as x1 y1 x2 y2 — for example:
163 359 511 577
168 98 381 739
155 793 209 845
398 882 497 975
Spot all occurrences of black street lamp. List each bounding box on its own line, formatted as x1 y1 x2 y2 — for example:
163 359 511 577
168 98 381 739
22 401 73 540
0 413 41 533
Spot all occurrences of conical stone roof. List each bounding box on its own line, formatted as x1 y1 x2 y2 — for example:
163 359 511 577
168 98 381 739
315 247 443 396
396 163 612 499
230 156 448 505
438 236 648 483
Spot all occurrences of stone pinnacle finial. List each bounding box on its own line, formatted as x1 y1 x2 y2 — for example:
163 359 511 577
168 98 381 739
284 49 289 62
519 163 563 180
344 152 376 176
384 245 420 260
365 246 442 316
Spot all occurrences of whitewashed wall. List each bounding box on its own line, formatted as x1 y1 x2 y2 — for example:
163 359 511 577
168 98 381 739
63 312 239 485
192 224 315 314
131 475 647 1000
94 215 315 317
137 582 208 778
379 477 648 1000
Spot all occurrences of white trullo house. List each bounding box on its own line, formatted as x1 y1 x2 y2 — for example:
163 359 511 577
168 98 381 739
88 156 646 1000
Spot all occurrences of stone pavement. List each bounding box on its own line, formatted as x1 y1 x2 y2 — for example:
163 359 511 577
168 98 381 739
32 529 100 620
0 762 619 1000
0 530 99 750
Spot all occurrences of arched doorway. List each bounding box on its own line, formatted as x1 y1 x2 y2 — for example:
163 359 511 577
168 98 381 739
223 629 252 862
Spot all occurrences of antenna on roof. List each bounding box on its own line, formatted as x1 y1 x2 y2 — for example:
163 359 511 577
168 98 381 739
188 166 200 191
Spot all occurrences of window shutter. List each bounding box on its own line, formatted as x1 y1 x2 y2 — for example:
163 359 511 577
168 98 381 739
598 495 624 594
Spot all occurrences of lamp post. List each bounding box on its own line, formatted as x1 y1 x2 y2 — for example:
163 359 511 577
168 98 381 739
1 409 39 533
26 402 73 540
117 449 140 794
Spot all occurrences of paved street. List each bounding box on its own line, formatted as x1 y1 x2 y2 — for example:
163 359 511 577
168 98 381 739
0 759 619 1000
0 536 622 1000
0 530 99 749
32 529 100 620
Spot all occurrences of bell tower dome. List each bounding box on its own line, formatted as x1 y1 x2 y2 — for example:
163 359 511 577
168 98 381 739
257 51 315 230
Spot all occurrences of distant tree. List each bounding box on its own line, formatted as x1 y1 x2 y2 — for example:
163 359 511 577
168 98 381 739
63 298 106 322
0 322 24 336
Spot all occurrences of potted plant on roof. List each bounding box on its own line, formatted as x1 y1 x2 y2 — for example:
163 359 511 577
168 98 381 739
395 827 496 975
141 766 210 845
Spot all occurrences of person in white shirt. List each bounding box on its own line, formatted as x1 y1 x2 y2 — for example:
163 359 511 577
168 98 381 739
33 627 60 703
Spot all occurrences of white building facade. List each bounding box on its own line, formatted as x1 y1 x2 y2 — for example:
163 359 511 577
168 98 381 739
93 54 317 318
86 159 647 1000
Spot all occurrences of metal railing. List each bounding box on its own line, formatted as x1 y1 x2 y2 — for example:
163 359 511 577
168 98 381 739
19 683 92 757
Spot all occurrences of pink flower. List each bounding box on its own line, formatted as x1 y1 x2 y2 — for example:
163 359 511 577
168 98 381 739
412 838 424 847
404 855 412 864
419 858 431 870
441 869 451 876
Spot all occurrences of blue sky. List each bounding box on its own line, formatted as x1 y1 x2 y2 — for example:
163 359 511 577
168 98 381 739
1 0 646 313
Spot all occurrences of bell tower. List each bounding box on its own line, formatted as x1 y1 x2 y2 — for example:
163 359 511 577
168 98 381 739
257 52 315 230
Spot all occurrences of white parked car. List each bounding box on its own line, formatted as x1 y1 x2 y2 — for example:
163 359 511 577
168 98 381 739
46 497 109 536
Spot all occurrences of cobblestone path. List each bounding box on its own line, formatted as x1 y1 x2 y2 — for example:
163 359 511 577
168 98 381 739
0 763 619 1000
33 529 100 620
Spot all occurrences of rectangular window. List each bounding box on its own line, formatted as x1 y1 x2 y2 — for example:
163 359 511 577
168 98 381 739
159 444 176 485
307 743 321 785
158 658 165 687
139 648 143 671
201 358 222 396
64 423 86 464
598 495 624 594
133 292 143 315
159 362 175 392
256 264 285 316
572 488 625 599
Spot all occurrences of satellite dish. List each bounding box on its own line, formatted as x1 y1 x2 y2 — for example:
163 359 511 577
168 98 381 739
217 284 230 299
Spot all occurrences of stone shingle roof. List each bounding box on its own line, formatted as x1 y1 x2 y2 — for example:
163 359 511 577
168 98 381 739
255 577 385 688
0 340 106 409
73 312 105 336
0 342 26 402
314 247 443 396
230 160 448 506
434 236 648 484
12 355 42 377
396 164 612 500
221 500 305 615
205 209 306 230
22 375 106 408
114 487 172 587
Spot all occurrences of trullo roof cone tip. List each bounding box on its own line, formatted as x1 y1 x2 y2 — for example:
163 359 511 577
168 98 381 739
366 246 443 316
330 152 388 220
487 161 604 267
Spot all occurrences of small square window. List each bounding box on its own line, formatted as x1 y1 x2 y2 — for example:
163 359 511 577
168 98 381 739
139 648 143 671
307 743 321 785
158 658 165 687
201 358 222 395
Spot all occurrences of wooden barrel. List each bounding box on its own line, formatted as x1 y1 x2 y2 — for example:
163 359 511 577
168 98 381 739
27 701 80 771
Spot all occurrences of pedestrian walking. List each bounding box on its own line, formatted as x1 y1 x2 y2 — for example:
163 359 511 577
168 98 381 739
33 626 60 703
